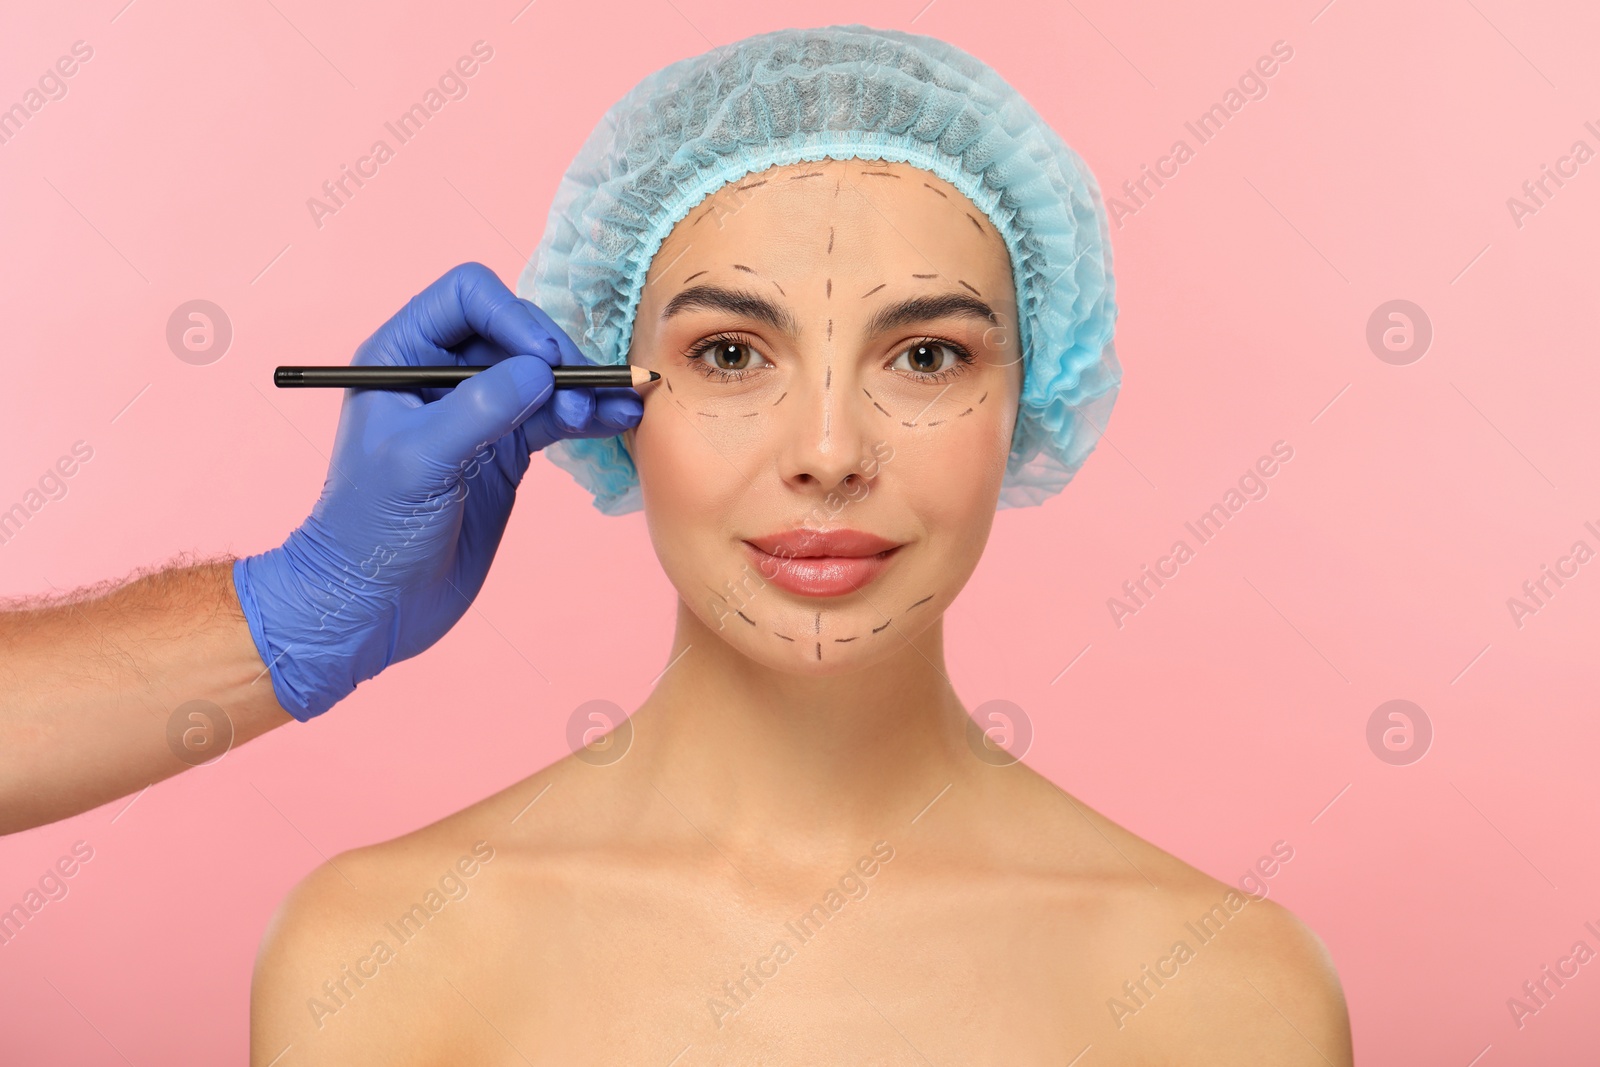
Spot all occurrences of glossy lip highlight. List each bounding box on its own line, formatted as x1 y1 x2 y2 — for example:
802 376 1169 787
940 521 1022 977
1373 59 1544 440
744 528 902 559
740 542 901 598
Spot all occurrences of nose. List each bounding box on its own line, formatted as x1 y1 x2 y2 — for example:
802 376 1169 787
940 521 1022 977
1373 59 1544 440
773 359 878 502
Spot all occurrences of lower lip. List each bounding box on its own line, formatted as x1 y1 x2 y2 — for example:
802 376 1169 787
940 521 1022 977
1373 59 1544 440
740 542 902 598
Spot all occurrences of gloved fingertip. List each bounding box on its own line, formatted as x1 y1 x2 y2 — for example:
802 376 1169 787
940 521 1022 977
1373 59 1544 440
553 388 592 431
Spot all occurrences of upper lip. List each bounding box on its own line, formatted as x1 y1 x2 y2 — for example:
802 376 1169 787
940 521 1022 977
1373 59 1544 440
745 528 902 559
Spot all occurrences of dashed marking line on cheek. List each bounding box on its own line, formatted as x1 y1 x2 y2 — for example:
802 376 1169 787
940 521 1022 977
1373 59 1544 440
664 376 674 393
773 391 787 407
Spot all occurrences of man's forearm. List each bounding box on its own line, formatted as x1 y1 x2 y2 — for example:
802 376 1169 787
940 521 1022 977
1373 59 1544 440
0 559 293 834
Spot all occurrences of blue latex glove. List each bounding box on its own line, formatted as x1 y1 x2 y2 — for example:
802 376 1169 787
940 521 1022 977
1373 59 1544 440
233 262 642 721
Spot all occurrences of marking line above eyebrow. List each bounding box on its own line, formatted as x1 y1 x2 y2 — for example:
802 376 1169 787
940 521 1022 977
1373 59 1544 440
661 283 801 337
862 292 999 336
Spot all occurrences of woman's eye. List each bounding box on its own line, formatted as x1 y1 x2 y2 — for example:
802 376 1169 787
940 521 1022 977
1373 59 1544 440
891 340 974 379
688 338 770 379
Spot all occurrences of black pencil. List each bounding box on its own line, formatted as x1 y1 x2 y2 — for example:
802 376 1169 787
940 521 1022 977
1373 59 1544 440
273 365 659 390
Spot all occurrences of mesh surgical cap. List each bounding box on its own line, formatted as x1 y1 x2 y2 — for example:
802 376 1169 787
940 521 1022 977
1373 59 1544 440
518 23 1121 515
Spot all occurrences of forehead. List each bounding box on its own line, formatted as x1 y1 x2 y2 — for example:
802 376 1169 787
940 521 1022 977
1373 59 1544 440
645 159 1014 300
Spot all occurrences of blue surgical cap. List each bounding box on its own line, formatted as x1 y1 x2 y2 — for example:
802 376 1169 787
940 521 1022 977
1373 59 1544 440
518 23 1121 515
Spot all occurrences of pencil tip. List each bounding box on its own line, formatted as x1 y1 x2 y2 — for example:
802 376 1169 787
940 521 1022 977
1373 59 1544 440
648 370 661 381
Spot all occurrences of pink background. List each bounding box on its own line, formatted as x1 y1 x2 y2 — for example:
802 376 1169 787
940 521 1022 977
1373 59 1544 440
2 0 1597 1062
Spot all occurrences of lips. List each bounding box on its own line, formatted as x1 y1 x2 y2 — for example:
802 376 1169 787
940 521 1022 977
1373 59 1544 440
741 528 904 598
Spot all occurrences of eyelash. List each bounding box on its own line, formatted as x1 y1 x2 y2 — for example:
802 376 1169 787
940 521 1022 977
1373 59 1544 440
681 332 977 384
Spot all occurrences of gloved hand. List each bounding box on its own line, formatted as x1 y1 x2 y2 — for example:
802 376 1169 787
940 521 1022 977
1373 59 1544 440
233 262 641 721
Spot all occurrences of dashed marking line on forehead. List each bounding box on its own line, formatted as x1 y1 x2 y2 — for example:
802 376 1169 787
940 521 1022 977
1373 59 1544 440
788 171 827 182
966 213 985 235
859 170 901 180
959 280 983 297
825 366 831 388
923 183 948 199
826 278 832 299
827 319 832 341
827 227 834 254
861 283 887 299
682 270 708 284
912 273 938 280
737 179 769 191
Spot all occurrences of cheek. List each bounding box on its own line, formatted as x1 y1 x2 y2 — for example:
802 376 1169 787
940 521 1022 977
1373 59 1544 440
888 403 1015 520
631 402 758 594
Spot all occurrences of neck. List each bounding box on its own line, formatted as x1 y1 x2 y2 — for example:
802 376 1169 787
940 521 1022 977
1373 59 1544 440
626 597 973 857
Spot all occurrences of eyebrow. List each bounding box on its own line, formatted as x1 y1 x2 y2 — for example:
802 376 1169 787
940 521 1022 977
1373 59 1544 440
863 292 998 335
661 285 801 337
661 284 998 338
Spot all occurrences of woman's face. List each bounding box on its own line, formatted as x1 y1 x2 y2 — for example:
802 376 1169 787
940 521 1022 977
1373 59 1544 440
621 158 1022 672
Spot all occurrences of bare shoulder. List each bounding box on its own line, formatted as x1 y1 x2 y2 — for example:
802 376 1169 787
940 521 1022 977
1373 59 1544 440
998 768 1350 1063
249 761 571 1066
1140 880 1352 1065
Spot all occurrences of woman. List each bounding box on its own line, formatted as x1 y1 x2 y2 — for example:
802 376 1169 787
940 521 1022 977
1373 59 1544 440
252 26 1351 1064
